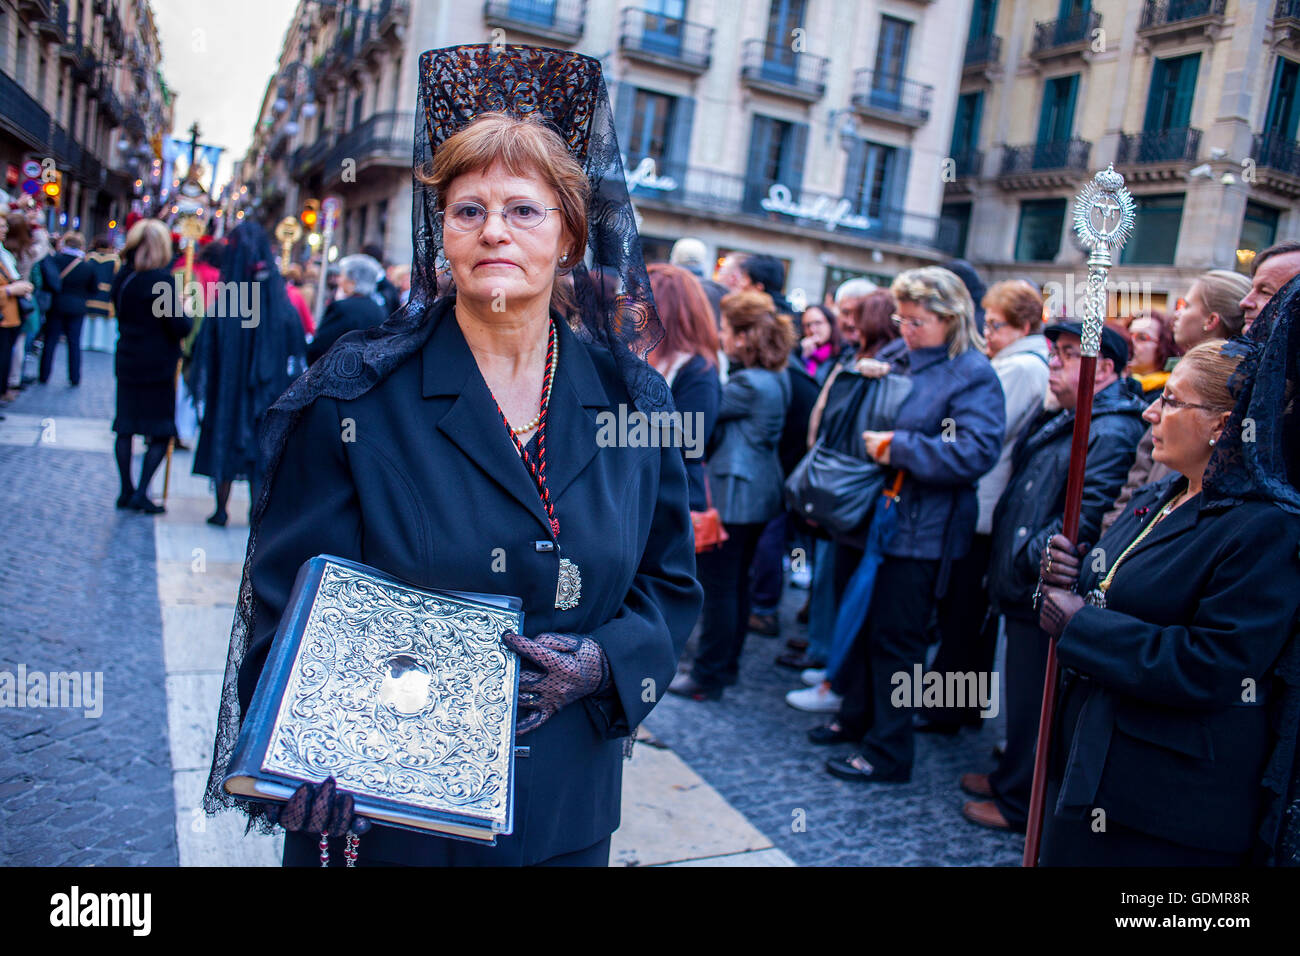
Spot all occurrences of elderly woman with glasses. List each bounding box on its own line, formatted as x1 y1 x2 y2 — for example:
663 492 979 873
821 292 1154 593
818 266 1006 782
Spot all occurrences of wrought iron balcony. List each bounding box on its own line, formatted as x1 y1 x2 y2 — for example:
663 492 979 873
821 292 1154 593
964 33 1002 71
20 0 52 21
1140 0 1226 30
62 24 96 81
483 0 587 44
1000 138 1092 174
1116 126 1201 164
740 39 828 102
619 7 713 73
0 68 53 151
376 0 410 36
311 110 414 186
101 87 126 126
1253 131 1300 177
37 0 67 40
1031 10 1102 56
851 69 933 127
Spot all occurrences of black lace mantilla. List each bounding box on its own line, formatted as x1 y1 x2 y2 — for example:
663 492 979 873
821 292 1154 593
203 44 668 830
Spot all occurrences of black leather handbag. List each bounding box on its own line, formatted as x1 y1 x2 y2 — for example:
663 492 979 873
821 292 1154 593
784 371 912 545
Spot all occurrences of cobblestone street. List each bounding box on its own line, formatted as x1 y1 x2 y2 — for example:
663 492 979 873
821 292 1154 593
1 352 1019 866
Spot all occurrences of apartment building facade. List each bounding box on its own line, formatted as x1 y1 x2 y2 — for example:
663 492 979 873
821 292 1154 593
0 0 172 236
944 0 1300 309
239 0 974 302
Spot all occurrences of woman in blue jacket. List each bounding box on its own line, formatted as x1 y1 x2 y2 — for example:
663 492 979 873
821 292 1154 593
824 266 1005 782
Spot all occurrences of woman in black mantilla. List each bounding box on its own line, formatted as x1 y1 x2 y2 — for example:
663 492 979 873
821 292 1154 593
202 45 702 866
1035 278 1300 866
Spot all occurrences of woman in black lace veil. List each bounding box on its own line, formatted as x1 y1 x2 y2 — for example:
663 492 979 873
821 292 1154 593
202 44 701 866
1036 273 1300 865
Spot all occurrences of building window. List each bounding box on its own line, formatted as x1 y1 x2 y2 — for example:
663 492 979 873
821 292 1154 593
744 114 808 211
1015 198 1066 262
1119 194 1184 265
1037 74 1078 144
823 264 892 304
950 91 983 166
15 28 28 87
969 0 997 39
1264 57 1300 140
1143 53 1199 132
845 141 894 218
760 0 807 82
628 89 674 166
507 0 559 25
873 15 912 99
1237 201 1281 275
941 202 972 259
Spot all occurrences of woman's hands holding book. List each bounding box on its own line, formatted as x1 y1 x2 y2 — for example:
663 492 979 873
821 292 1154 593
266 776 372 836
503 632 611 735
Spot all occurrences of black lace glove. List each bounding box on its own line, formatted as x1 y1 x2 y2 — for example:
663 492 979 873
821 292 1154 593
264 776 371 836
502 631 611 735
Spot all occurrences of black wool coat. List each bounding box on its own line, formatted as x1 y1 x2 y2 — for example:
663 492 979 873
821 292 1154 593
237 298 703 865
307 294 387 365
1048 474 1300 856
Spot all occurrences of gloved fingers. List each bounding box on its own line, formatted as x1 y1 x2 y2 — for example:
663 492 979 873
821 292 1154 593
517 668 547 690
515 706 549 735
328 790 355 838
307 777 337 833
276 781 315 831
530 632 582 653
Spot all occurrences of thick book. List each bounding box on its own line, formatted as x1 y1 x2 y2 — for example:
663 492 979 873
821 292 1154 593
223 554 524 843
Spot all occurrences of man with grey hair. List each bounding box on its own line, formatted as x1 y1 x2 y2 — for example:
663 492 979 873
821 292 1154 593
307 254 388 364
832 277 877 351
670 236 726 324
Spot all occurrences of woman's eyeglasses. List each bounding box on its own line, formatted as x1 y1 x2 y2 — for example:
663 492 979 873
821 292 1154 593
1130 331 1157 344
1156 390 1215 412
890 313 934 330
439 200 560 232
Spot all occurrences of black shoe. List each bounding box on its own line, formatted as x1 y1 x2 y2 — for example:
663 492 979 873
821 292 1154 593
776 652 826 671
129 494 165 514
824 754 909 784
207 510 228 527
748 613 779 637
115 493 136 509
667 673 722 701
808 722 857 745
785 637 809 652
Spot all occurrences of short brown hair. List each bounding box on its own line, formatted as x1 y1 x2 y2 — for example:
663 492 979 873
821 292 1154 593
1175 340 1240 414
852 289 899 357
721 290 795 371
982 279 1043 333
648 263 719 367
419 112 589 266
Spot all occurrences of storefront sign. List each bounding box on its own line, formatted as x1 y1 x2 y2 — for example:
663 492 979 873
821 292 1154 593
760 184 872 232
625 156 678 193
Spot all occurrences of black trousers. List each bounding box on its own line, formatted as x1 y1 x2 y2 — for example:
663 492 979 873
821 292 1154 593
40 312 84 385
283 831 612 867
851 557 940 778
927 533 997 727
691 520 765 690
749 512 787 611
0 324 19 393
990 611 1051 829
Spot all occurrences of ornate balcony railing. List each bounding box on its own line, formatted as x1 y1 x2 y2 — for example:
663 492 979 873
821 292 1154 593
483 0 586 43
964 33 1002 69
1031 10 1102 55
1116 126 1201 164
1140 0 1226 30
0 68 52 150
1253 131 1300 177
618 7 713 73
740 39 828 101
1279 0 1300 19
851 69 933 126
1000 138 1092 174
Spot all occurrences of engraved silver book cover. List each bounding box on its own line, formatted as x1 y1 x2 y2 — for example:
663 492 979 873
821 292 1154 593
261 560 520 833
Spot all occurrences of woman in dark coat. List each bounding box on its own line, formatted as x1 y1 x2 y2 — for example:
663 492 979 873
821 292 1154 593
111 219 189 513
667 289 792 701
645 262 720 512
203 47 702 867
821 266 1004 780
188 222 307 525
1036 333 1300 865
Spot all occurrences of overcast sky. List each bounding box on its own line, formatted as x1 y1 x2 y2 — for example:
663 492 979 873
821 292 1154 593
151 0 300 191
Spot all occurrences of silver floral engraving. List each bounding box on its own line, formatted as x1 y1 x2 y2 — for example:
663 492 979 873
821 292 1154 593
555 557 581 610
263 563 519 829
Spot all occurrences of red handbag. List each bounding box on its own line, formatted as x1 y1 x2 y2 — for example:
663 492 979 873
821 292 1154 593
692 471 728 553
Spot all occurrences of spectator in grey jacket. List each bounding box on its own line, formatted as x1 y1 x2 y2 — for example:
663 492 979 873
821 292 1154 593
923 279 1049 732
820 267 1004 781
668 290 793 701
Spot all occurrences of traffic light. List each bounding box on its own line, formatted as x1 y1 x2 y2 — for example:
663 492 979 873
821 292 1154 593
42 171 63 206
300 198 320 230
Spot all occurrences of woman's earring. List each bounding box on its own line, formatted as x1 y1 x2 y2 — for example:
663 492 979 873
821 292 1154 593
1209 437 1217 447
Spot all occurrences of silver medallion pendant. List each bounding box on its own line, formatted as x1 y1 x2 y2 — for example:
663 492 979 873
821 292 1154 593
555 557 581 610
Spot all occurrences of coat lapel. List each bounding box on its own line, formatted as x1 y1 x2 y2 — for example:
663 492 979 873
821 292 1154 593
1114 488 1201 563
544 316 611 504
421 303 554 539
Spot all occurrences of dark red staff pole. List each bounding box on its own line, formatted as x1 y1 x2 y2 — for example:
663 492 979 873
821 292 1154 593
1022 354 1097 867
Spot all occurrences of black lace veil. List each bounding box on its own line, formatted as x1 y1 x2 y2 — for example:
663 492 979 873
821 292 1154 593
203 43 666 828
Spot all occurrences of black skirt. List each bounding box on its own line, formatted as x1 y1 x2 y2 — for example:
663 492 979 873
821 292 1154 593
113 377 177 438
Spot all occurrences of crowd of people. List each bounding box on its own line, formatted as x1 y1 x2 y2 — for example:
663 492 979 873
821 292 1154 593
5 185 1300 866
